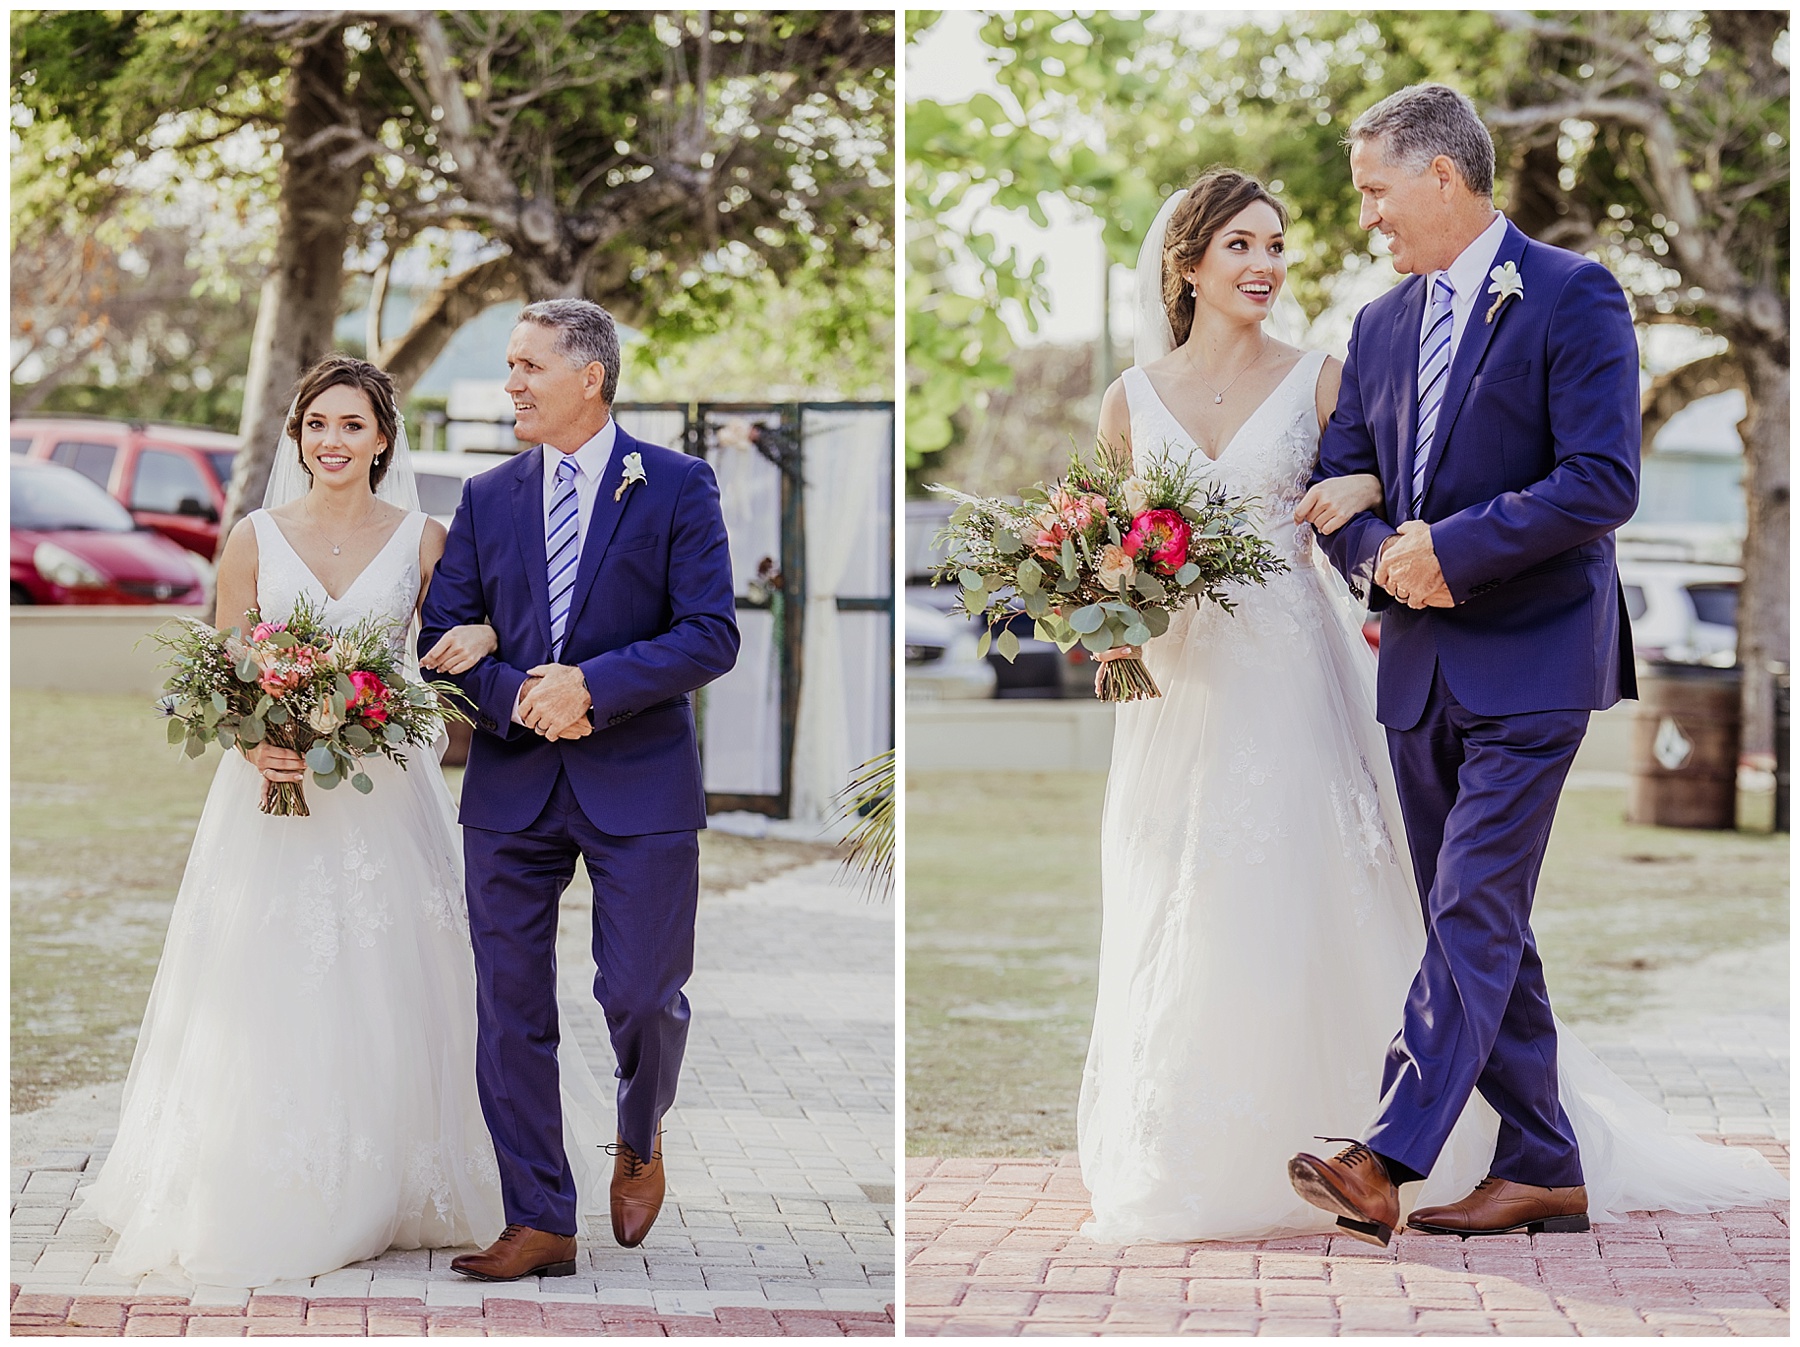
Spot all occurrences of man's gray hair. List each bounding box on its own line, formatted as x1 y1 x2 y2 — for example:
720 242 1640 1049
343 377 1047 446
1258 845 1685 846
517 298 621 403
1347 83 1495 199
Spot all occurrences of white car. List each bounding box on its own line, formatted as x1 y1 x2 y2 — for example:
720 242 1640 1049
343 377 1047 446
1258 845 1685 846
1617 559 1740 666
905 599 996 700
407 449 518 525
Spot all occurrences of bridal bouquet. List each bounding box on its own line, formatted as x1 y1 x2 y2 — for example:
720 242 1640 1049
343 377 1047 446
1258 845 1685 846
928 446 1287 701
154 594 469 816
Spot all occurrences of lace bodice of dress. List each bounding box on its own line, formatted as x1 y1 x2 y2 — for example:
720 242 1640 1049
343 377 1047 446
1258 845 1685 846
249 509 427 657
1121 350 1329 564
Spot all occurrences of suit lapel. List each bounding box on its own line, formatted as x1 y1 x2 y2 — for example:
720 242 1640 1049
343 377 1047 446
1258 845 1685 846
1390 275 1427 524
1419 220 1529 507
511 450 553 657
562 423 638 640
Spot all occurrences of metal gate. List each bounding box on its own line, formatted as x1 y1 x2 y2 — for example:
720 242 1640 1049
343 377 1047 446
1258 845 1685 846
614 400 894 820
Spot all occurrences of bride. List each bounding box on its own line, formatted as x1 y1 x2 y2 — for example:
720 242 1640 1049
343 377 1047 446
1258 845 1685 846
1077 168 1786 1244
80 356 509 1287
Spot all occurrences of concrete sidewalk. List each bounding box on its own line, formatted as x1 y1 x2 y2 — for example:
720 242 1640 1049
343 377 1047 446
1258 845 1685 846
11 860 895 1337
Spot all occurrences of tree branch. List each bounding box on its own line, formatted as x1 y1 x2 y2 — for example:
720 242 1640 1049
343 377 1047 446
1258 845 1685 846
1641 350 1748 447
374 253 527 400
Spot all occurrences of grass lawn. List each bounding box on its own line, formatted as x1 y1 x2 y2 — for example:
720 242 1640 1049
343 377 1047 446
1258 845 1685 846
11 688 834 1114
905 769 1788 1157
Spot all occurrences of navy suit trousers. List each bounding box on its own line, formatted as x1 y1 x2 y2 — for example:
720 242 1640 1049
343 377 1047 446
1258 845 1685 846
463 769 699 1233
1366 666 1589 1189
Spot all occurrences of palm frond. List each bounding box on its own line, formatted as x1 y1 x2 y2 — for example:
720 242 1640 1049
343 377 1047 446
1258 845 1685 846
833 747 894 900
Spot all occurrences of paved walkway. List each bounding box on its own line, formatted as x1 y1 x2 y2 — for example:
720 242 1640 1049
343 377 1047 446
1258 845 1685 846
905 943 1789 1337
905 1145 1787 1337
12 861 895 1337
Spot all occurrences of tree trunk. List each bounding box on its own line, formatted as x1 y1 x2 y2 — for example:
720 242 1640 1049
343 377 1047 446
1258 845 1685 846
1735 345 1789 796
217 28 363 565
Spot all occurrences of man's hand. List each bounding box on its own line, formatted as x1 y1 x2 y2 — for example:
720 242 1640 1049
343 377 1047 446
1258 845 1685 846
1374 520 1454 609
518 664 593 741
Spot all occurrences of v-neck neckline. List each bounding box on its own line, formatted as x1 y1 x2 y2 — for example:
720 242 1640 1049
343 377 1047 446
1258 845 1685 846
265 510 414 604
1139 354 1314 464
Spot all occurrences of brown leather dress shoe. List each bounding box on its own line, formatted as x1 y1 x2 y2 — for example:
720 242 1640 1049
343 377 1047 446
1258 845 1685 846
449 1224 578 1281
1288 1137 1402 1247
1406 1175 1590 1237
609 1127 665 1248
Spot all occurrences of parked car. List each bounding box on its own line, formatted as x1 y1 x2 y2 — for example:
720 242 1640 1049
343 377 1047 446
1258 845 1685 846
408 449 518 525
905 599 995 700
13 417 239 558
12 459 208 606
1617 559 1740 666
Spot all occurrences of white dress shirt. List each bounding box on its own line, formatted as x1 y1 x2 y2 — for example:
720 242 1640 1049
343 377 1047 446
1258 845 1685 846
512 418 617 724
1420 211 1508 369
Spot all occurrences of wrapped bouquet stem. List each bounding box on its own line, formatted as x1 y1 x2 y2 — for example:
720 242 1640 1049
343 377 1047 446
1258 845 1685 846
928 445 1287 702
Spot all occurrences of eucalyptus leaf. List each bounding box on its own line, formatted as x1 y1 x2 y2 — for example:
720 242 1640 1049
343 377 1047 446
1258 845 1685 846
210 691 228 714
269 631 298 648
215 724 237 748
313 770 341 790
1142 606 1171 638
183 734 206 759
976 628 992 659
1079 627 1114 654
343 724 374 752
334 673 355 701
267 703 289 725
351 773 374 795
1016 557 1042 594
305 745 337 775
1069 604 1106 634
239 717 265 745
1135 571 1167 602
992 527 1022 555
1022 590 1048 619
1054 576 1080 594
996 627 1020 662
959 567 984 592
1124 622 1152 646
167 717 187 745
1060 536 1077 579
1174 562 1201 587
383 722 407 745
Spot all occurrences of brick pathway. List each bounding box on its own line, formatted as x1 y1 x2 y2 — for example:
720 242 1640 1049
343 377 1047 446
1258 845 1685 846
12 861 895 1337
904 1144 1788 1337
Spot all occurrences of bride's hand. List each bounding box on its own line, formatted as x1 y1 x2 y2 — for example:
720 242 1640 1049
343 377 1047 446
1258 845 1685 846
1294 474 1384 535
421 623 498 674
244 742 306 783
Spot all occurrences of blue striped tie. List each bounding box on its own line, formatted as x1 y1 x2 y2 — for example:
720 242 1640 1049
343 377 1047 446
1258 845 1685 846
1411 275 1456 517
546 454 580 659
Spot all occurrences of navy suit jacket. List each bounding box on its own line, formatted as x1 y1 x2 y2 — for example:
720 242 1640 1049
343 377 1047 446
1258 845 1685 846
419 427 740 834
1314 220 1641 731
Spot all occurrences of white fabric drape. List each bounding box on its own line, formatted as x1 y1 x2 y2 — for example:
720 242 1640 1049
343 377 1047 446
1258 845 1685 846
790 411 887 823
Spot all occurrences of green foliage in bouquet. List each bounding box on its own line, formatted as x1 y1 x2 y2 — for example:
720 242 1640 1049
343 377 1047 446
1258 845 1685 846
154 593 471 815
926 445 1287 697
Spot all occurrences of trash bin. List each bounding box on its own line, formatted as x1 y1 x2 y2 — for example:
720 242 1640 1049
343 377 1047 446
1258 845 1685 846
1776 673 1790 835
1626 662 1740 830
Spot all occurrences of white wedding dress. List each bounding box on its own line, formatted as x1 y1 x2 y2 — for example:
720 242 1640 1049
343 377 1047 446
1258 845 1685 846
80 509 505 1287
1077 353 1786 1244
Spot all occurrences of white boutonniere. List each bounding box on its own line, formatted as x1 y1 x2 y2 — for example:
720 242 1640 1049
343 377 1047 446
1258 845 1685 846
614 451 646 502
1485 261 1524 323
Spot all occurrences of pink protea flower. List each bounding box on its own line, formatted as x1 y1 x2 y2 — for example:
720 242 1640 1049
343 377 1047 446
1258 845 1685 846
1122 508 1192 576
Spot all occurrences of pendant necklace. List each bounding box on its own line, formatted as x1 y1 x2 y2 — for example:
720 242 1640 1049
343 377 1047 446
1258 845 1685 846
312 505 375 555
1192 334 1270 405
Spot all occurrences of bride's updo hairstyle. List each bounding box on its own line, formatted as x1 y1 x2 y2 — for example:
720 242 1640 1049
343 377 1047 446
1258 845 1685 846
286 355 401 490
1161 168 1289 348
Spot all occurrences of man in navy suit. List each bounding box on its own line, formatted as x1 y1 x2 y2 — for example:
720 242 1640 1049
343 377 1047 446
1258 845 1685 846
421 299 739 1277
1287 85 1640 1246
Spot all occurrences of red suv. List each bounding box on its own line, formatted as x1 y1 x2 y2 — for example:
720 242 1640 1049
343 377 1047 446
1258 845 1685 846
12 417 239 558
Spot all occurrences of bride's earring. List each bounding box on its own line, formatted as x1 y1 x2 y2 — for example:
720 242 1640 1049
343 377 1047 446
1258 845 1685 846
1188 281 1198 298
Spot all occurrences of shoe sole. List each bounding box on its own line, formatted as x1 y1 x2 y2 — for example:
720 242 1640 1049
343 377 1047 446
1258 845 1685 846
1286 1157 1393 1248
1407 1214 1590 1239
451 1259 578 1281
